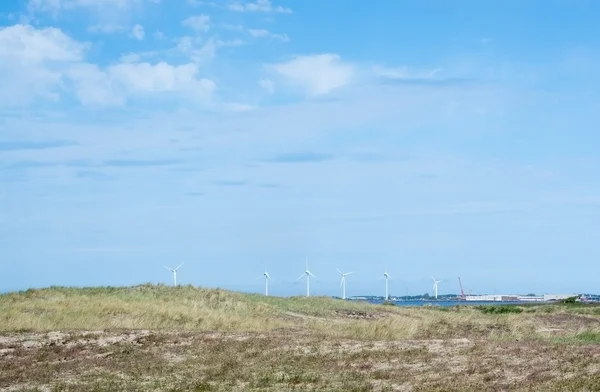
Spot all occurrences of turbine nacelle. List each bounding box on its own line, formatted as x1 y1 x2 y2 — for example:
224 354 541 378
297 257 315 297
163 263 184 286
257 265 272 296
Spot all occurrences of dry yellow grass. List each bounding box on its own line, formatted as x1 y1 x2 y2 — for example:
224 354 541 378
1 284 600 391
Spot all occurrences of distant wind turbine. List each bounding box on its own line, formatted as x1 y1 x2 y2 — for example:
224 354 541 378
380 269 392 301
432 277 443 299
337 269 353 299
256 265 271 296
163 263 184 286
297 257 316 297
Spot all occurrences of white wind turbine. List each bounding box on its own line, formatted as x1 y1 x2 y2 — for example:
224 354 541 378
337 268 353 300
432 277 443 299
297 257 316 297
380 269 392 301
256 265 272 296
163 262 184 286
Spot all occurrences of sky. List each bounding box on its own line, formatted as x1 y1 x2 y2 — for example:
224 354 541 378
1 0 599 297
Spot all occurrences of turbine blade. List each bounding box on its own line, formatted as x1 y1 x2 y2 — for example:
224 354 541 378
266 273 271 280
336 268 342 275
297 274 305 281
256 276 263 280
340 277 344 288
346 272 354 275
175 262 184 271
308 271 316 278
164 266 172 271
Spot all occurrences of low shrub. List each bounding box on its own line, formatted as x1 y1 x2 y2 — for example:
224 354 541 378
474 305 523 314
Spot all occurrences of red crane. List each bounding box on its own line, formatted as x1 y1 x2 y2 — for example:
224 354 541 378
458 277 466 300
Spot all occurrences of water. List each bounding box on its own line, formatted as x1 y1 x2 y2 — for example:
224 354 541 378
362 299 525 307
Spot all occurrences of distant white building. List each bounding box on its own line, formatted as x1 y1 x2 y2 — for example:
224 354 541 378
543 294 578 302
465 295 519 301
518 296 544 302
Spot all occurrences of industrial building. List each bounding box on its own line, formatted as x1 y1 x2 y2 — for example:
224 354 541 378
542 294 578 301
465 295 519 302
465 294 577 302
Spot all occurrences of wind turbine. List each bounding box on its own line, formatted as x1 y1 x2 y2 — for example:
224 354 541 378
432 277 443 299
163 263 184 286
297 257 316 297
337 268 353 300
380 269 392 301
256 265 271 296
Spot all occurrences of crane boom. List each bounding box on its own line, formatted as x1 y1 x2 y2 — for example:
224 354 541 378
458 277 466 300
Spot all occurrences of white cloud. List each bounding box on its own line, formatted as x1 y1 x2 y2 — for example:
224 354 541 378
258 78 274 93
66 61 217 106
270 54 354 96
0 24 216 107
372 65 441 80
27 0 159 28
228 0 291 14
67 61 216 105
248 28 289 42
188 0 217 6
130 24 145 40
0 24 83 104
175 36 244 63
107 62 215 95
66 63 123 106
182 15 210 32
28 0 148 13
120 52 142 63
153 30 165 39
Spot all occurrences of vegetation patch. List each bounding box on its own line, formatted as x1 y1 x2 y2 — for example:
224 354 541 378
1 285 600 391
474 305 524 314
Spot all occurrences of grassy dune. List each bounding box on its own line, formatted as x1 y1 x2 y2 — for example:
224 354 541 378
1 285 600 391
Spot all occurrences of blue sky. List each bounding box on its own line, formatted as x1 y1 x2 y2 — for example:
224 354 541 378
1 0 599 297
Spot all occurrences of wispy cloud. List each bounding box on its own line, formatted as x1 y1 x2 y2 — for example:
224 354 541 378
269 54 354 96
264 152 337 163
70 247 146 253
248 28 289 42
0 140 76 151
213 180 247 186
101 159 182 167
182 15 210 32
75 170 112 180
228 0 292 14
130 24 145 40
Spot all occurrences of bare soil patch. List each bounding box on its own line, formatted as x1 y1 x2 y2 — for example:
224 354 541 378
1 330 599 391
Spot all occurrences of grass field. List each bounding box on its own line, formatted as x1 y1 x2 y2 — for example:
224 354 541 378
1 284 600 391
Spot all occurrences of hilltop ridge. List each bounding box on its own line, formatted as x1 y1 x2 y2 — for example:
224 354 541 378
2 284 600 391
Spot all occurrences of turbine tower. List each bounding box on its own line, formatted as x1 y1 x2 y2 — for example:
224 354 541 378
337 268 353 300
257 265 271 296
380 269 392 301
163 263 184 286
297 257 316 297
432 277 443 299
